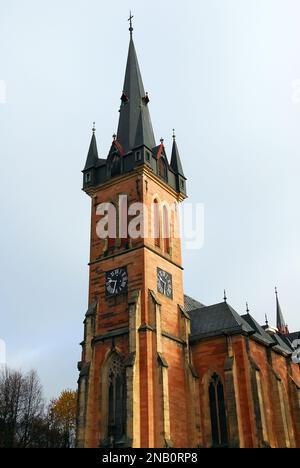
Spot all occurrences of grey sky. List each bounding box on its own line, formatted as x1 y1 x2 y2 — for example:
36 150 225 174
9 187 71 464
0 0 299 399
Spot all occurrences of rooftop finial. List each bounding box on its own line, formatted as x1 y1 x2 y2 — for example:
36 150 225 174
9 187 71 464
172 128 176 140
92 122 96 134
265 314 269 326
275 286 278 296
224 289 227 302
128 11 134 37
160 137 164 145
246 302 250 313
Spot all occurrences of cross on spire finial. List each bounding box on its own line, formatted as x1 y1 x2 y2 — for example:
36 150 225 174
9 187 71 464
172 129 176 140
92 122 96 134
275 286 278 296
224 289 227 302
128 11 134 37
246 302 250 313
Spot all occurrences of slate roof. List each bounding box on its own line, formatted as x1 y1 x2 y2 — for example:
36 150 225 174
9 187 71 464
170 138 185 178
189 301 253 340
84 133 99 171
188 298 295 356
184 295 205 312
272 333 293 355
116 37 156 154
241 313 274 346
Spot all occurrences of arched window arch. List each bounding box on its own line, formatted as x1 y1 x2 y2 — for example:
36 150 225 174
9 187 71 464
162 205 170 254
209 373 228 447
158 158 167 181
153 199 160 247
106 352 127 445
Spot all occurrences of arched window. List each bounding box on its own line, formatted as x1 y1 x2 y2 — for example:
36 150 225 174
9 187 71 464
158 158 167 181
107 352 127 445
162 206 170 254
153 199 160 247
209 373 228 447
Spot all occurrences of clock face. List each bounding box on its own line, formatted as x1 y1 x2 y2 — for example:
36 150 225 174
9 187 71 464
157 268 173 299
106 267 128 296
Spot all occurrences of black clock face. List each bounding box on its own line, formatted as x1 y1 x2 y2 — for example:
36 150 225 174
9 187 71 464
106 267 128 296
157 268 173 299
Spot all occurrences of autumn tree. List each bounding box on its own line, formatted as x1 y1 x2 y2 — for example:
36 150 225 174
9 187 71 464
49 390 77 448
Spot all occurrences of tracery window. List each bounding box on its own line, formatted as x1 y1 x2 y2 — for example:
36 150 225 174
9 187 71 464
209 373 228 447
107 353 127 444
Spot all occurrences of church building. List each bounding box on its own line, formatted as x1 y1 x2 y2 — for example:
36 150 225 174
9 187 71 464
76 21 300 448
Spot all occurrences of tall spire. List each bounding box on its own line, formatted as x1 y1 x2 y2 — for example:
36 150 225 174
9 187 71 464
275 287 289 335
170 131 185 177
84 122 99 170
116 19 156 154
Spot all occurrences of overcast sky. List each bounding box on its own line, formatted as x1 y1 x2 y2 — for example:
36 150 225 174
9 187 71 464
0 0 299 399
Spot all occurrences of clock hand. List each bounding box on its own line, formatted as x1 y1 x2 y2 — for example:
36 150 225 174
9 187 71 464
160 278 166 294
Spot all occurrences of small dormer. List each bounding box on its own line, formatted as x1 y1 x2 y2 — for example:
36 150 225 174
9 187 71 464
107 137 125 179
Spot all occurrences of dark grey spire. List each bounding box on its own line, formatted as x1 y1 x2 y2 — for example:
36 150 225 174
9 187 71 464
116 36 156 154
170 132 185 177
84 124 99 170
275 287 289 334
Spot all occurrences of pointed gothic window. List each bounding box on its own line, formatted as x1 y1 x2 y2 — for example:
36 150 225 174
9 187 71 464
107 352 127 444
153 199 160 247
162 206 170 254
209 373 228 448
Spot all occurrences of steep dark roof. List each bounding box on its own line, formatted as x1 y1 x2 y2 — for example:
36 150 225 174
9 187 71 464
84 133 99 170
116 37 156 154
170 138 185 177
190 301 253 340
184 295 205 312
241 313 274 346
272 333 293 355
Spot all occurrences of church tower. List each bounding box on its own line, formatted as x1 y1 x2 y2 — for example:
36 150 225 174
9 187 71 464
76 20 198 449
